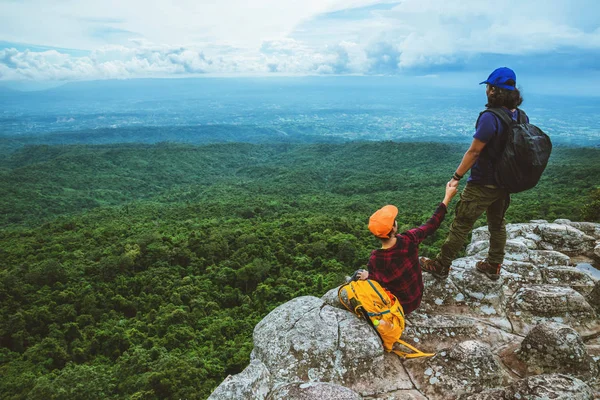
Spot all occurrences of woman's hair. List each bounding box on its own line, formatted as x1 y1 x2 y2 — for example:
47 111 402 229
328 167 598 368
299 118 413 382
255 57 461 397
486 79 523 109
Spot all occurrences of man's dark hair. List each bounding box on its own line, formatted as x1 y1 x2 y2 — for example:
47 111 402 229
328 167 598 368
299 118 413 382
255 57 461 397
486 80 523 109
382 222 396 240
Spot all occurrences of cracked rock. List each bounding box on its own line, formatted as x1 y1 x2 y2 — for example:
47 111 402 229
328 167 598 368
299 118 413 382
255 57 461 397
253 296 383 384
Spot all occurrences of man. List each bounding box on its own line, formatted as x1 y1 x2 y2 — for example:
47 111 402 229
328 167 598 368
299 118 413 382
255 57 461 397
356 182 457 315
420 67 526 281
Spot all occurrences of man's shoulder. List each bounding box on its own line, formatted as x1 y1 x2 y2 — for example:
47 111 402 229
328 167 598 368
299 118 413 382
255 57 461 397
395 232 416 245
482 107 529 125
476 109 500 129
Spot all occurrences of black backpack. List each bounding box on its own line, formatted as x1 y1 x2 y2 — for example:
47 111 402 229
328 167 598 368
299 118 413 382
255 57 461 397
479 108 552 193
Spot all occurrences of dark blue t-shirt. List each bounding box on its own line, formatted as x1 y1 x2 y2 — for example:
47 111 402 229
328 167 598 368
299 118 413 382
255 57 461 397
469 108 528 186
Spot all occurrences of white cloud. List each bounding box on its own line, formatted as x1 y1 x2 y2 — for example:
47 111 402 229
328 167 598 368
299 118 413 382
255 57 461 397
354 0 600 68
0 44 244 81
1 38 373 81
1 0 599 81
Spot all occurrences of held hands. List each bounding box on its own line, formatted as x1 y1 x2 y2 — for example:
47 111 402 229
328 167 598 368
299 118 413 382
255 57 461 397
442 181 459 206
446 181 458 198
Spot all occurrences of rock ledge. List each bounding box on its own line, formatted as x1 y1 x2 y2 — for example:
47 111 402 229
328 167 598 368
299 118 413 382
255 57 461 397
210 220 600 400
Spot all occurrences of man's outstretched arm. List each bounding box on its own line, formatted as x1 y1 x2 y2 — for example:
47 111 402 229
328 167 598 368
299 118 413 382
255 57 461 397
405 182 457 243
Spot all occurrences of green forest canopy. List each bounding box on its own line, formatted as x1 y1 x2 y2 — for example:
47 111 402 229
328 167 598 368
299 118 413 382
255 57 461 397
1 141 599 399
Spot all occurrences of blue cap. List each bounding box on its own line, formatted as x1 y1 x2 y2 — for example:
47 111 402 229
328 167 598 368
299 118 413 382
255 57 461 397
479 67 516 91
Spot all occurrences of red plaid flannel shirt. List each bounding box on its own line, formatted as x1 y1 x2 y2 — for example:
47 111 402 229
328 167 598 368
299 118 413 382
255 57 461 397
367 203 447 315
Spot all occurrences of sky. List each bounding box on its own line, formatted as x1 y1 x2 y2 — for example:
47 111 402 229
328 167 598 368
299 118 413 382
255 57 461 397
1 0 599 92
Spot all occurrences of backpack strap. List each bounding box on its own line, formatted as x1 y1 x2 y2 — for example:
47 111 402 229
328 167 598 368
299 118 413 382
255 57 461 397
367 280 389 305
475 108 513 165
517 108 528 124
480 107 515 128
391 339 436 359
481 107 528 126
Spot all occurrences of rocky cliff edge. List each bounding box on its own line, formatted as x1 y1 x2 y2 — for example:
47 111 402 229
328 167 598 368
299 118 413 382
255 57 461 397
210 219 600 400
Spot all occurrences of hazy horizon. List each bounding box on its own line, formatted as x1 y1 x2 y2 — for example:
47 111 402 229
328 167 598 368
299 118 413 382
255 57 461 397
1 1 599 147
1 77 598 148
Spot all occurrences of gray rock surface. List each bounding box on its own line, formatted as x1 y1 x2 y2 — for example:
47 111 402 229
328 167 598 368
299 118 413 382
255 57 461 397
541 265 597 295
529 249 571 266
503 374 594 400
507 284 598 336
501 260 543 286
419 273 466 314
460 374 594 400
511 284 594 317
408 340 509 399
347 352 415 396
321 286 346 310
207 360 271 400
552 220 599 238
471 226 491 243
517 322 598 379
404 314 518 353
363 390 428 400
268 382 362 400
587 280 600 313
210 221 600 399
535 223 596 254
450 267 505 317
252 296 382 385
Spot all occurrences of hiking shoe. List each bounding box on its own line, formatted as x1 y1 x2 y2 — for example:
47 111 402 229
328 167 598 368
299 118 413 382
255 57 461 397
419 257 449 279
476 260 502 281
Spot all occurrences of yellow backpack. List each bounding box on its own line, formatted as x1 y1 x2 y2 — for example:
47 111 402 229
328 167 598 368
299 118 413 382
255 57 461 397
338 279 434 359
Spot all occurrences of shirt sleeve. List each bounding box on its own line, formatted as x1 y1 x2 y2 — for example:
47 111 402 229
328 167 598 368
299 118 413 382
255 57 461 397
403 203 447 244
474 112 498 143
